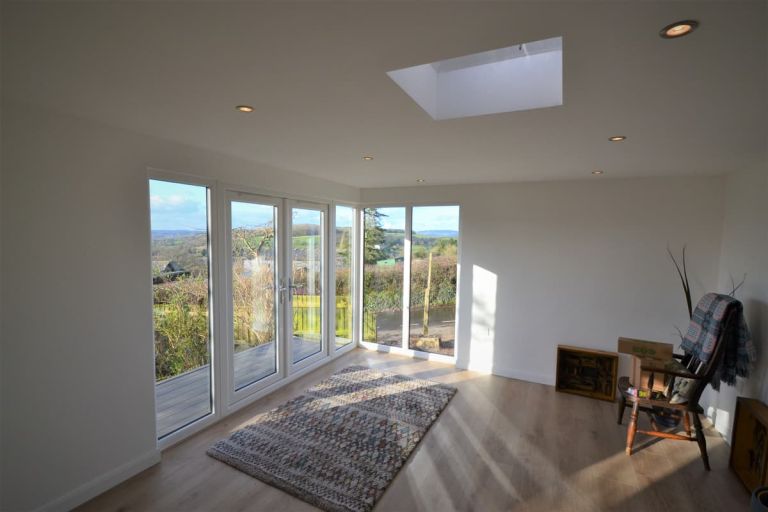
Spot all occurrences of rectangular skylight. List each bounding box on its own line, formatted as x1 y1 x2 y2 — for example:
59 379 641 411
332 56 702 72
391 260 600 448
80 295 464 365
387 37 562 120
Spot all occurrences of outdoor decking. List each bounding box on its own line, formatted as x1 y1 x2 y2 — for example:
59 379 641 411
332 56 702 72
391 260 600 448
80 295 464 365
156 338 320 438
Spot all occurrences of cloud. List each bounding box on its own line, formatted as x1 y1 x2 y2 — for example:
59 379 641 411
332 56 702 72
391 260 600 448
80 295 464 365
150 194 207 231
150 194 198 212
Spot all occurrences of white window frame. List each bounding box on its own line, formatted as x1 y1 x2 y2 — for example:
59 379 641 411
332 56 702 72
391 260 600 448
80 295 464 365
224 191 285 406
331 203 359 355
357 203 460 365
286 199 329 373
149 167 360 451
148 168 223 449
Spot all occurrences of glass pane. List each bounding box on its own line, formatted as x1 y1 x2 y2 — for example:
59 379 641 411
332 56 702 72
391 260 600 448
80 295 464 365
362 207 405 346
292 208 323 362
335 206 354 349
150 179 212 438
409 206 459 356
231 201 278 390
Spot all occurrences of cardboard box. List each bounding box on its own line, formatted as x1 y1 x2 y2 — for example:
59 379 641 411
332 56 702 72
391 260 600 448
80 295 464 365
618 338 674 393
617 337 673 360
630 356 671 393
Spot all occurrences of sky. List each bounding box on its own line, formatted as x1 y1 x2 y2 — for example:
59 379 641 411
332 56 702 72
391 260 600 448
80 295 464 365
150 180 459 233
413 205 460 232
231 201 274 229
231 203 322 229
336 205 354 228
149 180 208 231
374 206 459 232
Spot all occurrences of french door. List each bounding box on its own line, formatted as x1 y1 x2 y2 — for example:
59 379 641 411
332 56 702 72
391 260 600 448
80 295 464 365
226 192 282 403
225 192 327 405
285 201 327 369
151 173 343 444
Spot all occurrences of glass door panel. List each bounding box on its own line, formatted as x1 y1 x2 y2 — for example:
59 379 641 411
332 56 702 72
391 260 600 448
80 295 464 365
334 205 355 349
362 207 406 347
289 206 325 363
408 206 460 356
229 198 280 390
150 179 212 439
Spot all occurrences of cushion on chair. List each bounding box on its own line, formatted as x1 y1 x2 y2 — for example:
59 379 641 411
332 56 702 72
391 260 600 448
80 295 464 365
670 377 696 404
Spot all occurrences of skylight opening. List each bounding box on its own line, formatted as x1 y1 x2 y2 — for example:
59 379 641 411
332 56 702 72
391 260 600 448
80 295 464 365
387 37 563 120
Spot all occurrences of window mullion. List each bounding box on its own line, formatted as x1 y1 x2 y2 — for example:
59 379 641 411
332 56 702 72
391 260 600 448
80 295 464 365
402 207 412 350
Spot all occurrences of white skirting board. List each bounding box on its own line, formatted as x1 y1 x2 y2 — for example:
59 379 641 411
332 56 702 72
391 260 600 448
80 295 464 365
34 449 161 512
461 361 556 387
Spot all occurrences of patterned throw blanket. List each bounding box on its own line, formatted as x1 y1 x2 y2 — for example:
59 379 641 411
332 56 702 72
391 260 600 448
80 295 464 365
680 293 756 390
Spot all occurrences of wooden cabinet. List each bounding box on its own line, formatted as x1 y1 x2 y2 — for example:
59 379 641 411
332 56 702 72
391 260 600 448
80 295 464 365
731 397 768 492
555 345 618 402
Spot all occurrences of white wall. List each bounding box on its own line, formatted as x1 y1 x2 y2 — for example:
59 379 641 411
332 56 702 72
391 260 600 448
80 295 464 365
0 101 358 512
361 176 725 384
1 2 762 508
1 103 732 510
700 164 768 442
702 3 768 442
0 83 745 512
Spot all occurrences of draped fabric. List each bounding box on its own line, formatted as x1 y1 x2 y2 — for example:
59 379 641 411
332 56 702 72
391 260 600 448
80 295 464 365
680 293 756 390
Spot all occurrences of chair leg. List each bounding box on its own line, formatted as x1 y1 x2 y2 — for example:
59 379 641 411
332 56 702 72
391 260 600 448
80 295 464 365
692 413 711 471
683 411 692 438
617 395 627 424
626 401 639 455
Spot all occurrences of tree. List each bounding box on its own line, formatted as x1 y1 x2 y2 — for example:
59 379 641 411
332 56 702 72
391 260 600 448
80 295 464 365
336 227 351 266
432 238 457 257
364 209 386 264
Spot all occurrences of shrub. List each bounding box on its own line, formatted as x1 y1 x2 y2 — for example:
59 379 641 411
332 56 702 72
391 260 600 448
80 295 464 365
153 277 210 380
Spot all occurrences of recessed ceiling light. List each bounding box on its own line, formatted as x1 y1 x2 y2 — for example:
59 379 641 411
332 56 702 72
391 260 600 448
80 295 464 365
609 136 626 142
362 156 374 161
235 105 254 113
591 170 605 175
416 179 426 183
660 20 699 39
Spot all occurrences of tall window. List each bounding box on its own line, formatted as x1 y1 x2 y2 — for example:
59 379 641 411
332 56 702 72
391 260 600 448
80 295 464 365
149 179 212 438
362 207 406 346
409 206 459 356
362 205 460 357
335 205 355 349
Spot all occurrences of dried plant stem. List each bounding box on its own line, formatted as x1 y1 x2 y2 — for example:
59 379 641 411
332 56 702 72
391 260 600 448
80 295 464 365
668 244 692 319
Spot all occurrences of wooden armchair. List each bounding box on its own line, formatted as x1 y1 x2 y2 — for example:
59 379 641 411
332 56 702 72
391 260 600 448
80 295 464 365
616 308 736 470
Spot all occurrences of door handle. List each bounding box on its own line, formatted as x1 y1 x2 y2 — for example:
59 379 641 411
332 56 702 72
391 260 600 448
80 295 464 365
279 278 297 303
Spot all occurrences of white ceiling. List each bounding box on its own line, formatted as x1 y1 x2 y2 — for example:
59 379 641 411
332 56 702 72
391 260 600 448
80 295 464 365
3 1 766 188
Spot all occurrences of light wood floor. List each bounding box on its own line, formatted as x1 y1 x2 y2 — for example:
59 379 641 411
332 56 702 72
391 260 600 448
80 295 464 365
79 349 748 512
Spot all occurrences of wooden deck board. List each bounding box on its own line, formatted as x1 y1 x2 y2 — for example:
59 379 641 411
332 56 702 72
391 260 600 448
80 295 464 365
156 338 320 438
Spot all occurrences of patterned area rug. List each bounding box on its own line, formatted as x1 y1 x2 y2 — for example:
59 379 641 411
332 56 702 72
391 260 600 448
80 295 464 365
207 365 457 512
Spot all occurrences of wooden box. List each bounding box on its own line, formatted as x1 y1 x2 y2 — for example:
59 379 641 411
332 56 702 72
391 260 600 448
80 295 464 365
731 397 768 492
556 345 618 402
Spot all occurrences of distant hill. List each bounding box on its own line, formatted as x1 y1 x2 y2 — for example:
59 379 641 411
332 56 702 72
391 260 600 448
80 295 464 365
292 223 320 236
415 230 458 238
152 229 206 240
